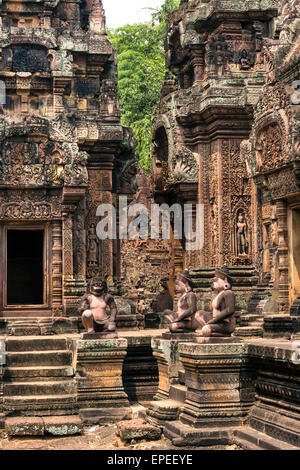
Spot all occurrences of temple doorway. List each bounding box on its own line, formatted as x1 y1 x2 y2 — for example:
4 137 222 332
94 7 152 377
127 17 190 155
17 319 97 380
7 229 44 306
0 224 51 317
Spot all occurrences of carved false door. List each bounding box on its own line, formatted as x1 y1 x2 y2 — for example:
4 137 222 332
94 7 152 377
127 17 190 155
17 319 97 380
0 223 52 317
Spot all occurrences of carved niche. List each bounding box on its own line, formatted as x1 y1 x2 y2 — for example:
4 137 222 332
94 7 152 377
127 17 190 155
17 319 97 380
231 197 252 264
2 45 51 74
233 208 250 259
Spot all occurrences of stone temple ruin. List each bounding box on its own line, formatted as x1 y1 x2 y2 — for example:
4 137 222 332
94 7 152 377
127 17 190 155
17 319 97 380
0 0 299 450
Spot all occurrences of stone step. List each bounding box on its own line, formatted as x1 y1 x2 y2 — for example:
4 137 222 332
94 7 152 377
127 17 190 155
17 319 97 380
239 314 263 323
146 399 181 428
5 337 68 352
4 394 78 415
233 427 300 451
5 415 83 437
169 384 187 404
4 380 76 396
233 327 264 338
6 350 73 367
178 369 185 384
4 365 74 380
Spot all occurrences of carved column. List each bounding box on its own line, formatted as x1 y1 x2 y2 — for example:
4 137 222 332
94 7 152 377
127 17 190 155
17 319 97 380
191 51 205 83
62 206 75 316
276 200 289 314
52 220 63 316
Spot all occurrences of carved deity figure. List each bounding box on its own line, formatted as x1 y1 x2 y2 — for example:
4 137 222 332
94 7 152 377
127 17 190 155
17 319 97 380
78 277 117 334
196 266 236 337
162 269 198 333
240 49 251 70
87 224 99 266
235 211 249 256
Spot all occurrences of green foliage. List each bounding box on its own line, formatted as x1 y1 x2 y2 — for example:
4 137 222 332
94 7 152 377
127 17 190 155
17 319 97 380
108 0 179 172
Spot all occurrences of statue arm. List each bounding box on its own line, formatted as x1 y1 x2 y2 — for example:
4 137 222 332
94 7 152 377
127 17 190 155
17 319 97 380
176 293 197 322
78 295 90 315
207 291 235 324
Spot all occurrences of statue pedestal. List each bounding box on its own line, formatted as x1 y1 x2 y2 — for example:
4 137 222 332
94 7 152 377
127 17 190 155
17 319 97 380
161 332 196 341
81 332 118 340
74 338 130 425
164 340 247 446
194 336 241 344
151 336 193 400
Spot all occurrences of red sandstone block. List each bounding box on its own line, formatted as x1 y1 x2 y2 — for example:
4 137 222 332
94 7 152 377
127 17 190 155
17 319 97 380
5 417 44 436
117 419 162 442
43 416 83 436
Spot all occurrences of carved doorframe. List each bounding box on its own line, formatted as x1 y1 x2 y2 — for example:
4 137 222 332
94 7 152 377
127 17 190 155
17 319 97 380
0 222 52 317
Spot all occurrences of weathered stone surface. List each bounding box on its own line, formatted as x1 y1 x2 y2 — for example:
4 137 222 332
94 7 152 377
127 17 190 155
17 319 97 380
151 0 300 337
117 419 162 442
82 332 118 340
178 341 247 429
75 338 130 422
3 336 79 419
146 399 181 428
5 417 44 436
122 335 159 404
43 416 83 436
151 337 188 400
80 407 132 425
244 339 300 448
162 340 251 446
194 337 242 344
0 0 136 329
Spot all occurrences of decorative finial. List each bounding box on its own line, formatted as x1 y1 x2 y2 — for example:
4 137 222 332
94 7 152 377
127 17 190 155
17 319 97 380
89 0 106 35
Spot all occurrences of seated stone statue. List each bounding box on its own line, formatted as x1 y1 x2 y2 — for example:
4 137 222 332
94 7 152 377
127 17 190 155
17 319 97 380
197 266 236 337
78 277 117 334
162 269 198 333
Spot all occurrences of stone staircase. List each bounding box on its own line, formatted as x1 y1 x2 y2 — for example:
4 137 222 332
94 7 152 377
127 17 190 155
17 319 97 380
3 336 83 437
146 369 187 428
6 318 54 336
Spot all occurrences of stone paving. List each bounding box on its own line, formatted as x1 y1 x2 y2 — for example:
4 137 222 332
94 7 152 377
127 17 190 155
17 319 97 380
0 426 242 451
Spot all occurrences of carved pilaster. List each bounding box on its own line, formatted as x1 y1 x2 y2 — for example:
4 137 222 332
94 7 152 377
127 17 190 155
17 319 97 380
276 200 289 314
52 220 63 316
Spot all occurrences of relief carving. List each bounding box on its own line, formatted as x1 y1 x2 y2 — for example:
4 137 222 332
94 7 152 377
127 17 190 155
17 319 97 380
170 145 199 184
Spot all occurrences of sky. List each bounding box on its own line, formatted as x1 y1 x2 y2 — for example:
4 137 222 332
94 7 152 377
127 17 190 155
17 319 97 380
102 0 165 29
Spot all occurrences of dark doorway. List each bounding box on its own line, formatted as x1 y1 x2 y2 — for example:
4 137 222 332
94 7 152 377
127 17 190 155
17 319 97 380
7 230 44 305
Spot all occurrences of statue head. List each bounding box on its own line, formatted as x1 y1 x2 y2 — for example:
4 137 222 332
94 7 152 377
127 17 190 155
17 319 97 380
212 266 233 292
88 277 108 297
175 269 193 294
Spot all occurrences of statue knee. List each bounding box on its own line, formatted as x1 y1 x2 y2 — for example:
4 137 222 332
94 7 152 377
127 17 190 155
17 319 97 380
202 325 212 337
83 310 93 319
